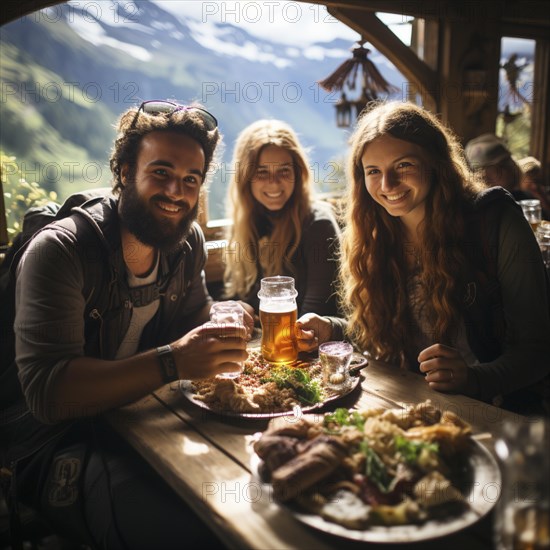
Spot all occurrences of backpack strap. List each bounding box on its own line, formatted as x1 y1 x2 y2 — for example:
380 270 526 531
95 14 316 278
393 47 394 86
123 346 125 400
1 193 111 408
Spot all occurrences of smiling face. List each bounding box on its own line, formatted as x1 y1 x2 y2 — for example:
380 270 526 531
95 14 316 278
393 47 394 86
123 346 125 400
251 145 296 211
119 130 205 252
361 134 432 232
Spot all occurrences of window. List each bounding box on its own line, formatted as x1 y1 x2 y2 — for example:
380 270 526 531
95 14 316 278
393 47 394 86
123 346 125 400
496 37 535 159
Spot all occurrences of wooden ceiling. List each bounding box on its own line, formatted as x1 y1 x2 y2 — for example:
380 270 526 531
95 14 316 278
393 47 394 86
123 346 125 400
309 0 550 25
3 0 549 28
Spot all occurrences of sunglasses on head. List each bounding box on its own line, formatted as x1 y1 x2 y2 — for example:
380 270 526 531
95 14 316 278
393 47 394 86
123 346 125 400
131 100 218 131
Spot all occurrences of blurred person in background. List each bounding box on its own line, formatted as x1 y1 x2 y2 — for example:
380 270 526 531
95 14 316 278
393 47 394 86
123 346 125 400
464 133 534 201
519 155 550 219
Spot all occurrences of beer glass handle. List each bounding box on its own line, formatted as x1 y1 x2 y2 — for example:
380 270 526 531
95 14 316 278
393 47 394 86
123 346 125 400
349 353 368 376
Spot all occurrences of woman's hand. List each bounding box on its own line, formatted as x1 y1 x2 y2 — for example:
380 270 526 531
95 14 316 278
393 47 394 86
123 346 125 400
418 343 469 392
295 313 333 352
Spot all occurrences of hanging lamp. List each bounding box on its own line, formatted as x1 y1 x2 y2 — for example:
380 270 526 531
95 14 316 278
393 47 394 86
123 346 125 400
319 40 397 127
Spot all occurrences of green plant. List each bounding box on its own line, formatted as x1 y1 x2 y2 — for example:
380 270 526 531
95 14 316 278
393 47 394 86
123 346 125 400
1 151 57 242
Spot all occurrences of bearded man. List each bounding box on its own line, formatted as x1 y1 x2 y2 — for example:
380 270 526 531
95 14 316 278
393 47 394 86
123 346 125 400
2 101 252 549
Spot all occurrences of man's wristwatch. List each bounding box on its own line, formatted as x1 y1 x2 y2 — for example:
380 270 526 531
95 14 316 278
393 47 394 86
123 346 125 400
156 344 178 384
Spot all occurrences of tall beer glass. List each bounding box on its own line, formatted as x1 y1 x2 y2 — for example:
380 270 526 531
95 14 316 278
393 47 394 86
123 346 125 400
258 276 298 364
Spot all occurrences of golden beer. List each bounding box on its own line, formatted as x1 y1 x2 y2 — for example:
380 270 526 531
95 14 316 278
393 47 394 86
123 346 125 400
530 221 541 233
260 305 298 364
512 506 550 550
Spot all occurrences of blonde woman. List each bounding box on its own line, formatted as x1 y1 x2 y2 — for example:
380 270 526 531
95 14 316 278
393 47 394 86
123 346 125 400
297 102 550 413
224 119 341 317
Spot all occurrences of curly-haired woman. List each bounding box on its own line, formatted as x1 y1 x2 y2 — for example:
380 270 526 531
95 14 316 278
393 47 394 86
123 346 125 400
224 119 341 318
297 101 550 413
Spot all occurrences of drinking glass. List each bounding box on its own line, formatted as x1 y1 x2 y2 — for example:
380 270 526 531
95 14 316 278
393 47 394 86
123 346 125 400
494 417 550 550
257 276 298 365
209 301 245 379
536 221 550 270
319 341 353 393
519 199 542 233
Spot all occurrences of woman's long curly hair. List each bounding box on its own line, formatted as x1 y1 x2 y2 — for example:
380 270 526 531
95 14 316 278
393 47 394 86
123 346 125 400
224 119 312 299
340 101 484 365
110 102 220 194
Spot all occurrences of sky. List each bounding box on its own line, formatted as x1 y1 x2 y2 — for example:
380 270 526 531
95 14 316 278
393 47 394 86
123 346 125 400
152 0 412 47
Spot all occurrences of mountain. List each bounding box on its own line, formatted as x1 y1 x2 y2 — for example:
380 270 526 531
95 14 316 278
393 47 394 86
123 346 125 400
0 0 404 218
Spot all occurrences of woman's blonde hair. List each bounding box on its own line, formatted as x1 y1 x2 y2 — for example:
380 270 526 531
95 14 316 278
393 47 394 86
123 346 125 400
340 101 484 364
224 119 312 299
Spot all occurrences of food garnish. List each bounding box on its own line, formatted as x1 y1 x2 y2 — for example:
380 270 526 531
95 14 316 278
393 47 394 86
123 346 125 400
253 400 472 529
261 365 323 405
191 348 329 414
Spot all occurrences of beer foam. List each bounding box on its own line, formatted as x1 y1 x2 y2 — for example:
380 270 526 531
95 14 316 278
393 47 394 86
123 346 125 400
259 303 297 313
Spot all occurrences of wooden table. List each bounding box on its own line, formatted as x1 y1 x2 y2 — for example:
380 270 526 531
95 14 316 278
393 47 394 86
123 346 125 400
107 353 522 550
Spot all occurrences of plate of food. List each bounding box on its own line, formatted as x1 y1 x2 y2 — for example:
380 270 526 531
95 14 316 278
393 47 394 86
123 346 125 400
180 347 367 418
251 400 500 543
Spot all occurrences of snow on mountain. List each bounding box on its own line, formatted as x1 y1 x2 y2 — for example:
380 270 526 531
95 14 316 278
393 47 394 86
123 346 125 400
186 19 293 68
1 0 406 216
67 9 153 61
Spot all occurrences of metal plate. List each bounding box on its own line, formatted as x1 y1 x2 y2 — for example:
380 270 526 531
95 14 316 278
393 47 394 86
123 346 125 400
251 440 500 543
179 352 366 419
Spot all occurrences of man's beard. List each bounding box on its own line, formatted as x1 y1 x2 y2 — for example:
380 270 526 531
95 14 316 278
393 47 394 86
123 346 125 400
119 182 199 254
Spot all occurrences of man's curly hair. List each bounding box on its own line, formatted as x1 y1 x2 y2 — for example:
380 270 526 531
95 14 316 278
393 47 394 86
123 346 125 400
109 103 220 194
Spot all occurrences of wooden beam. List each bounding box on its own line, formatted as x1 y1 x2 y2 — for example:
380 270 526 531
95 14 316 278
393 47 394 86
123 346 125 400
305 0 550 26
307 0 454 20
329 8 438 106
1 0 63 25
501 22 550 40
437 18 501 143
0 174 8 251
531 39 550 170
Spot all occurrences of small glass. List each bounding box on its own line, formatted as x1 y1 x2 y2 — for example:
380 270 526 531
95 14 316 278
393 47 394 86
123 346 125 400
209 301 245 379
536 220 550 270
319 341 353 393
494 417 550 550
519 199 542 233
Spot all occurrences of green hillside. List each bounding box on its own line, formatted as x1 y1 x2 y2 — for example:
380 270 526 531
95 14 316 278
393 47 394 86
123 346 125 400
1 39 115 195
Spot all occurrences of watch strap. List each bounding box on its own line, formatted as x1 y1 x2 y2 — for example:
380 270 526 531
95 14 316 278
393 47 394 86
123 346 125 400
156 344 178 384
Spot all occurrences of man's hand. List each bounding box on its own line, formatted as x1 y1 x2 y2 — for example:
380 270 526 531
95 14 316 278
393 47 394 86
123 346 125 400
295 313 333 352
418 343 469 392
208 300 255 339
235 300 255 338
172 323 248 379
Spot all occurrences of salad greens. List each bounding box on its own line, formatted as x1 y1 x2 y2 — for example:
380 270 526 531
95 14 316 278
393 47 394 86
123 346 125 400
395 435 439 464
324 408 365 430
360 441 392 492
261 366 322 405
320 410 442 493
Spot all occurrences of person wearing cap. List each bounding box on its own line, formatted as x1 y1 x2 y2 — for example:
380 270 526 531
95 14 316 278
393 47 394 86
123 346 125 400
464 133 534 201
